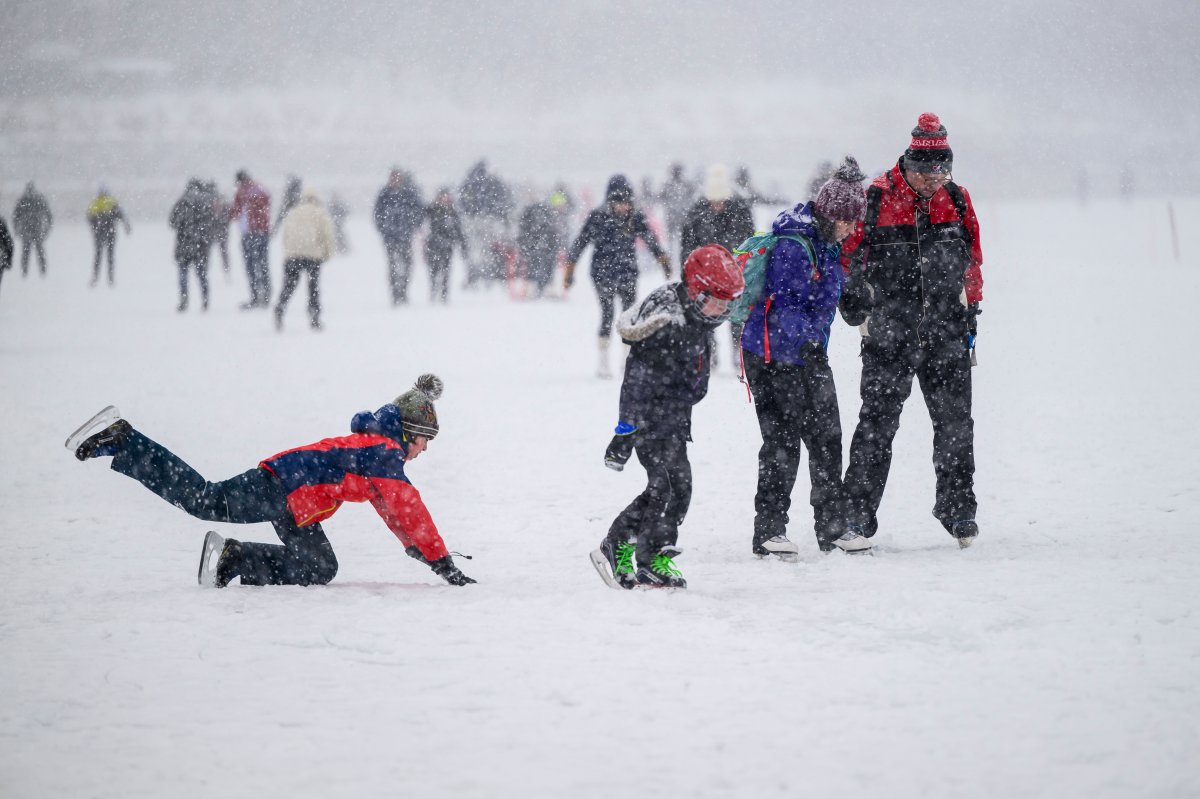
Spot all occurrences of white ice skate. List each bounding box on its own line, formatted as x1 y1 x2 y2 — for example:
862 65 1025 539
64 405 121 452
831 530 873 554
197 531 227 587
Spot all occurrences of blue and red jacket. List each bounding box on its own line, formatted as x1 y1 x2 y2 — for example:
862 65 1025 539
258 405 449 562
740 202 845 366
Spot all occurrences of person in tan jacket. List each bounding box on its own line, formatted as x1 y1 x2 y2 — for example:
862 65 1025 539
276 190 336 331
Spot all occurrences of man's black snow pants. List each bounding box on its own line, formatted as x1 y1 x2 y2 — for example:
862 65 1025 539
742 348 845 549
606 435 692 567
843 336 977 535
111 430 338 586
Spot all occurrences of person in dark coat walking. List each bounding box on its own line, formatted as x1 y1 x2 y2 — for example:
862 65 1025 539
658 162 696 271
564 175 671 378
838 114 985 548
86 186 132 287
374 169 426 305
0 213 13 298
458 160 514 288
205 181 231 276
590 244 745 590
681 164 756 367
12 182 53 277
740 157 872 558
423 189 467 304
169 179 217 312
517 197 564 298
67 376 474 589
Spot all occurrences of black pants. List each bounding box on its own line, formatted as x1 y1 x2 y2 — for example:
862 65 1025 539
844 337 977 534
595 278 637 338
111 429 338 586
92 234 115 284
241 232 270 306
606 436 692 567
425 245 451 303
277 257 322 326
20 238 47 275
743 348 845 548
384 237 414 304
177 255 210 309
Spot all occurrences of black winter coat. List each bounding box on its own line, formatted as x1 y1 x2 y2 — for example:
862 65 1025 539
13 190 53 240
616 282 717 439
679 197 755 262
567 205 666 287
424 203 467 260
517 202 563 261
374 185 426 241
0 217 13 272
169 188 216 261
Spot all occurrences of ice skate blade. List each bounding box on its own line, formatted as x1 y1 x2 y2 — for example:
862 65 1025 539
589 549 633 590
65 405 121 451
198 531 226 587
755 551 799 562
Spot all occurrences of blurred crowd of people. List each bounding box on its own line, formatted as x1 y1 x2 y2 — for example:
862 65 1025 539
0 159 809 324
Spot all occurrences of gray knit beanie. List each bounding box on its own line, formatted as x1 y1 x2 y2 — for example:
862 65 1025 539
392 374 444 439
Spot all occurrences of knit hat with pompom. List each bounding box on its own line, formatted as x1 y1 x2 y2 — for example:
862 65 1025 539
392 374 444 439
903 112 953 174
814 156 868 222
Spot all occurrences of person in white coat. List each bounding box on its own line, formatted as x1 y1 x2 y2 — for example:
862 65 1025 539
276 191 336 331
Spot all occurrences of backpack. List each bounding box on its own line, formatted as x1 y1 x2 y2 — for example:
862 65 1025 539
728 231 815 325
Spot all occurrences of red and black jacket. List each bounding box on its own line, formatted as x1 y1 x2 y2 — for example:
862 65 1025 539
839 162 983 348
258 405 449 562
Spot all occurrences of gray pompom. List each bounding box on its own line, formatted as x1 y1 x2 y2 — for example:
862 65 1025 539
415 373 443 400
833 156 867 184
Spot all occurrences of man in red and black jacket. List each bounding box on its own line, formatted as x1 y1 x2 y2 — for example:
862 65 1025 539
68 374 475 587
838 113 984 548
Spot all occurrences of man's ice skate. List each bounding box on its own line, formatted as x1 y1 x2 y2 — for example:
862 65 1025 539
950 519 979 549
589 539 637 590
823 528 873 554
197 530 242 588
753 535 800 560
66 406 130 460
635 546 686 589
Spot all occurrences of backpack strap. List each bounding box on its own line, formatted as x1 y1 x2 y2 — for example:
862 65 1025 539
944 181 973 246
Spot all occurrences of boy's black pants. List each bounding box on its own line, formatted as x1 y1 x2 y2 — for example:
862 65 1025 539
606 436 692 567
111 430 338 585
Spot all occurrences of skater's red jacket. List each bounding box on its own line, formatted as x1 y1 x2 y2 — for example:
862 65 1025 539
229 180 272 235
258 406 449 562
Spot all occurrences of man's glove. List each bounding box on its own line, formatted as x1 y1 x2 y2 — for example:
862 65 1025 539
604 422 638 471
430 556 476 586
563 261 576 290
966 303 981 365
656 254 672 278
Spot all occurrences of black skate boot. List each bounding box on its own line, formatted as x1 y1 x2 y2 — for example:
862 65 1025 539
589 538 637 589
198 531 243 588
636 546 687 589
949 519 979 549
72 416 132 461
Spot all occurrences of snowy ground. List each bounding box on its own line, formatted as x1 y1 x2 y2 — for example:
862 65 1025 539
1 198 1198 798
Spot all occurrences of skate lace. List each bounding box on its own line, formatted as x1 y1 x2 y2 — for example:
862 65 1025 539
651 553 683 577
614 542 636 575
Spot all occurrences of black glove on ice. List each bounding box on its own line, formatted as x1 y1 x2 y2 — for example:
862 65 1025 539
604 422 638 471
430 556 476 586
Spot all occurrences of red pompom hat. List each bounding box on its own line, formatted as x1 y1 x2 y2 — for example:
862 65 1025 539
903 112 953 174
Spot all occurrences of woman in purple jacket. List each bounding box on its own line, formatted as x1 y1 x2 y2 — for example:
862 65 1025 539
740 157 870 558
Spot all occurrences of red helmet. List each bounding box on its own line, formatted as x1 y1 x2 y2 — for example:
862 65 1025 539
683 244 744 322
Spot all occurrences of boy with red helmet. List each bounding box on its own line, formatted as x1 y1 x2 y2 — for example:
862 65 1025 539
590 244 744 589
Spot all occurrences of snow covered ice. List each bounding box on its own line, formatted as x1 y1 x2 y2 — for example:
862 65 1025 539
0 194 1197 798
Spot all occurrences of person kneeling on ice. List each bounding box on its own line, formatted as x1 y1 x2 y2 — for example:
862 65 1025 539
590 244 745 589
66 375 475 588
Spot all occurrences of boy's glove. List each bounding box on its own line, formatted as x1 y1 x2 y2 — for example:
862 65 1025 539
656 254 672 278
604 422 638 471
563 261 576 290
966 303 981 365
430 556 476 586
